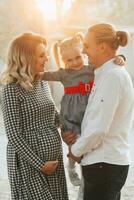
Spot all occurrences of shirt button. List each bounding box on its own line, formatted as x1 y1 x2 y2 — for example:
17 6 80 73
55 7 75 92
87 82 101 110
99 165 103 169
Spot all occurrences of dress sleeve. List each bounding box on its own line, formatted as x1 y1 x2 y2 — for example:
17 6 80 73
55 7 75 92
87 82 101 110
43 69 63 82
2 84 44 171
54 109 60 128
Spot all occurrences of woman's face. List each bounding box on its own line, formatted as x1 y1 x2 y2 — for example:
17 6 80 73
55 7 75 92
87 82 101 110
34 43 48 73
62 47 84 70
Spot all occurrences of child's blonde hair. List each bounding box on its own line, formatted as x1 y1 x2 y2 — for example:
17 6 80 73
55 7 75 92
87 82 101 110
53 32 84 69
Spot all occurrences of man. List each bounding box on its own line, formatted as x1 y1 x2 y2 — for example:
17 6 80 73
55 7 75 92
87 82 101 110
66 23 134 200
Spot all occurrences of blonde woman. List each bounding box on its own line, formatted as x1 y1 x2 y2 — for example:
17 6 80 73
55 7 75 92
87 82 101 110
1 32 68 200
68 23 134 200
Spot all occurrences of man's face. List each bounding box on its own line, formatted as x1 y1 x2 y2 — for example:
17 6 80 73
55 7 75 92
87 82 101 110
83 32 102 67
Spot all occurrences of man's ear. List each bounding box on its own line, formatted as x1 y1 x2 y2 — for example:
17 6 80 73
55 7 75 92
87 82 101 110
99 42 106 53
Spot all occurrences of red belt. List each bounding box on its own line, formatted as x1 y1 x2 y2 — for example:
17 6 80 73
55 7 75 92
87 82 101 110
64 80 94 96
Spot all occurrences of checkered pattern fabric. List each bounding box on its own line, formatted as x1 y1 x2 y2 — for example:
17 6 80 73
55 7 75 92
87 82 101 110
2 81 68 200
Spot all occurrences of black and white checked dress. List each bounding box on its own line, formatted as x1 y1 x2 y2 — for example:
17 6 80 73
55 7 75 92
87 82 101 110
2 80 69 200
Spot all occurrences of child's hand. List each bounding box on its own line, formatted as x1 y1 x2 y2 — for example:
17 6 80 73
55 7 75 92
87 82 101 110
114 55 125 66
61 130 77 145
41 160 59 175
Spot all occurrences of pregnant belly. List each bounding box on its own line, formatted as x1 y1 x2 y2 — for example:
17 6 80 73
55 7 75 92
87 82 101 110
23 127 62 161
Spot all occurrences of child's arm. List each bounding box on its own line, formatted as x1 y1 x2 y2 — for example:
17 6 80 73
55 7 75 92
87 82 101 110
40 69 63 82
36 68 65 82
114 54 126 66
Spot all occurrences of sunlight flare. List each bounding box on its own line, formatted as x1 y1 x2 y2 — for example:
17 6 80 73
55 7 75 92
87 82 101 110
36 0 57 21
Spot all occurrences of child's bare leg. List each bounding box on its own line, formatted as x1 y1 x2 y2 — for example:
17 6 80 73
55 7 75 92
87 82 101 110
67 157 81 186
68 157 76 168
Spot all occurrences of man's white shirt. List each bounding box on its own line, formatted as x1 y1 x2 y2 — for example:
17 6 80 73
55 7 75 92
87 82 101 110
71 59 134 166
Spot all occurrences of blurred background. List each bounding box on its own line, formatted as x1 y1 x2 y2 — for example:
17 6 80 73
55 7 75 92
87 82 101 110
0 1 134 199
0 0 134 104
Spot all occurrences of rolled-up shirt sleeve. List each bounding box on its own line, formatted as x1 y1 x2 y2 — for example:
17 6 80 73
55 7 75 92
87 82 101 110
71 72 121 157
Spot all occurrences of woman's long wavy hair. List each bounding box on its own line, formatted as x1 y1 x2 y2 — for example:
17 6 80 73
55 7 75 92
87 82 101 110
1 32 47 90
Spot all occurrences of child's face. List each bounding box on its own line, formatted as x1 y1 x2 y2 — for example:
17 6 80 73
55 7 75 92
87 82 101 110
62 48 84 70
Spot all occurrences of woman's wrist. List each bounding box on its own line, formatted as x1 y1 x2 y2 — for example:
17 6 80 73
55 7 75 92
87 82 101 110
41 163 45 172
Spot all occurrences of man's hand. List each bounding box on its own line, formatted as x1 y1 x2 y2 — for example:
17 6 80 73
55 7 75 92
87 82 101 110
61 130 77 145
67 145 81 163
41 160 59 175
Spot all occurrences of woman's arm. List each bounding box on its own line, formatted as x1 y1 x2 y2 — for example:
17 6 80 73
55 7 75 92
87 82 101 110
2 84 44 171
54 109 60 128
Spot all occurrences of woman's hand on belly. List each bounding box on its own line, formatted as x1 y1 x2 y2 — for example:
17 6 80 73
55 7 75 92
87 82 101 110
41 160 59 175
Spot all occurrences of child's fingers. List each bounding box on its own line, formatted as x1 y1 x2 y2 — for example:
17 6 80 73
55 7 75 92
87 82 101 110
114 58 119 64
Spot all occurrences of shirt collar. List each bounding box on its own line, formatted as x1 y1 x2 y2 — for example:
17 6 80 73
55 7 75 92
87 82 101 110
94 58 116 80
